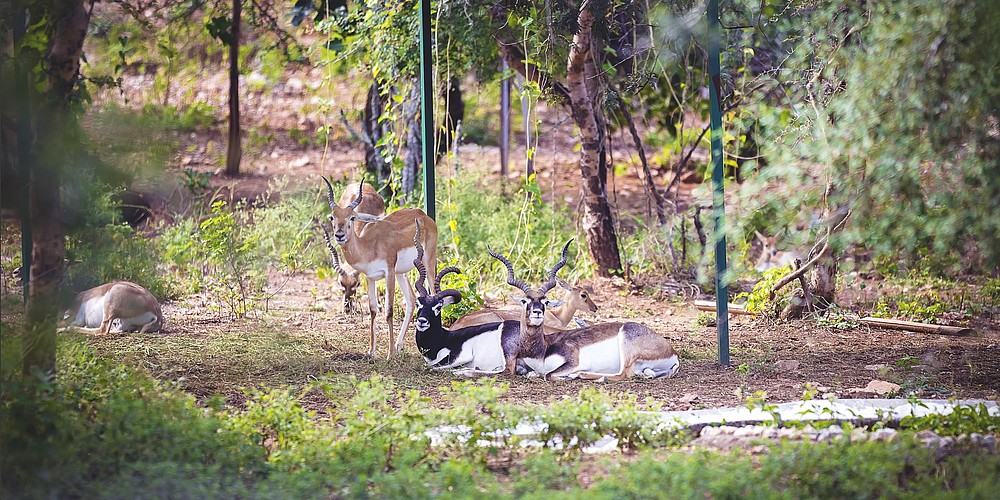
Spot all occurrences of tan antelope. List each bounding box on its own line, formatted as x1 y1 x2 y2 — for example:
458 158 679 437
489 244 679 381
754 231 800 272
327 182 386 313
449 279 598 333
322 178 438 358
62 281 163 333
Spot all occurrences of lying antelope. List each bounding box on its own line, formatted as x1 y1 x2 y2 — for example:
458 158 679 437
449 279 598 333
410 221 523 375
322 177 437 358
754 231 800 272
62 281 163 333
327 182 386 313
489 244 679 381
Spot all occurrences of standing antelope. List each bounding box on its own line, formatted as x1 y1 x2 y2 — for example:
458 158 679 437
489 244 679 381
322 177 437 358
62 281 164 333
326 182 386 313
410 221 523 375
449 279 598 333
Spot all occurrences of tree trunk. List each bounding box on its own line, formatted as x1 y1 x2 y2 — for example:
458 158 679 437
402 82 421 197
781 191 848 319
437 76 464 159
363 80 392 193
21 0 90 376
224 0 241 177
567 8 622 277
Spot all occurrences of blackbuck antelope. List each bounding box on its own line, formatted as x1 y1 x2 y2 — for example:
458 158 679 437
62 281 163 333
449 279 598 333
322 177 438 358
327 182 386 313
754 231 800 272
489 244 679 381
410 221 523 375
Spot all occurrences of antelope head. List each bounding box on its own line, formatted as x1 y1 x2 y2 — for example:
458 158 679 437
488 240 571 327
412 220 462 332
323 177 381 245
556 278 598 314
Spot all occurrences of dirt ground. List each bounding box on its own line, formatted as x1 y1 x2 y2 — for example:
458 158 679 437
21 267 986 414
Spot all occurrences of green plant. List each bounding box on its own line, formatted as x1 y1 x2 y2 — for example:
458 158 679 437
198 200 267 317
899 404 1000 436
736 265 793 315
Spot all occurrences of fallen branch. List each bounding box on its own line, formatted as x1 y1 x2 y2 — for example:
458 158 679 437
694 300 755 315
858 317 973 336
693 300 974 336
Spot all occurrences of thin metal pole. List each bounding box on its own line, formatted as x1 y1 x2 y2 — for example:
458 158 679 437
708 0 730 366
500 59 510 178
419 0 435 219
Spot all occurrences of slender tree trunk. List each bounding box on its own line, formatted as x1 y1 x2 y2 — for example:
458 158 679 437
402 82 421 197
363 80 392 193
224 0 241 177
567 8 622 277
437 76 464 159
22 0 90 376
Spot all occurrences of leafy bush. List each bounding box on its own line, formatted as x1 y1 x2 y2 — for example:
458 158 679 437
4 341 1000 499
198 200 268 317
437 174 588 293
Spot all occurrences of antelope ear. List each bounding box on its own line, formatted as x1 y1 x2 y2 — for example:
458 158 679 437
754 230 766 241
355 213 383 222
441 295 460 307
515 296 531 307
543 299 564 308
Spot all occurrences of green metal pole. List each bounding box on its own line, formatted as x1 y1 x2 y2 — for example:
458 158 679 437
708 0 730 366
419 0 436 219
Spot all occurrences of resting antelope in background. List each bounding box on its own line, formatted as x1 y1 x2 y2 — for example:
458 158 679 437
325 182 386 313
410 221 524 375
489 244 679 381
322 178 438 358
449 278 598 333
62 281 163 333
754 231 800 272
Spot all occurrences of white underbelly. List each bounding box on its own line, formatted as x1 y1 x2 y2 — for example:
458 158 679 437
395 247 418 273
112 312 158 332
74 296 107 327
465 329 505 371
353 259 388 280
523 355 564 375
573 336 623 375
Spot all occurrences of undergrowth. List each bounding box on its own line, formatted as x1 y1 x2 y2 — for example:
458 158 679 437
2 339 998 498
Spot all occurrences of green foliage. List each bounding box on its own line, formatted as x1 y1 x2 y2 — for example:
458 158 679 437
198 201 267 317
740 0 1000 275
140 102 218 131
244 183 330 272
900 404 1000 437
0 342 264 498
437 174 588 293
4 341 1000 498
736 265 792 315
438 263 487 324
62 192 179 301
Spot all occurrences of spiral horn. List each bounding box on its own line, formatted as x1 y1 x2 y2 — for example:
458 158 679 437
487 246 533 295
